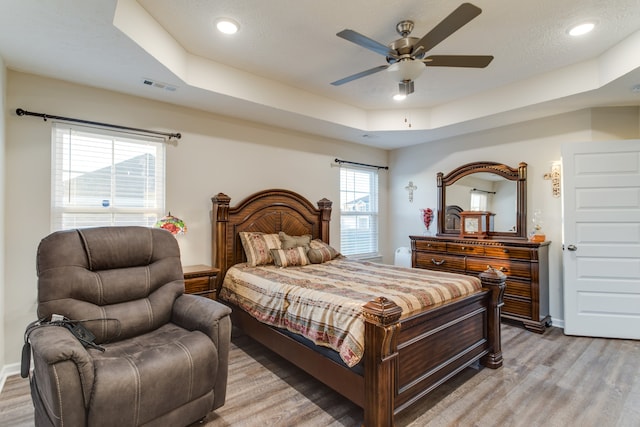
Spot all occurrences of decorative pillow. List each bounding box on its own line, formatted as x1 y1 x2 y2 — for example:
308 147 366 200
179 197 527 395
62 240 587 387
279 231 312 250
307 239 340 264
239 232 282 267
270 247 310 268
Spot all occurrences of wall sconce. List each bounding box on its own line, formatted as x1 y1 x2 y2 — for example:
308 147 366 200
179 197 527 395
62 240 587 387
543 161 561 198
405 181 417 202
154 212 187 235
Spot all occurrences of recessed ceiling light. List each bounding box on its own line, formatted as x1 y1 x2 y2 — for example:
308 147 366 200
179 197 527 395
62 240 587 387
216 18 239 35
393 93 407 101
568 22 595 37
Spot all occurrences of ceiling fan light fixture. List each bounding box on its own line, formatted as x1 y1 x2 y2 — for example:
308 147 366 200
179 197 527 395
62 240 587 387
387 60 425 83
216 18 240 35
568 22 595 37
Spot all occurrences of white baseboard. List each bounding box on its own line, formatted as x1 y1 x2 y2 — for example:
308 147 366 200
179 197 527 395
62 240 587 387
550 317 565 329
0 362 22 394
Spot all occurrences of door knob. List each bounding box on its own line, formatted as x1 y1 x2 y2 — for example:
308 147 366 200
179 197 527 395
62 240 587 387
567 245 578 251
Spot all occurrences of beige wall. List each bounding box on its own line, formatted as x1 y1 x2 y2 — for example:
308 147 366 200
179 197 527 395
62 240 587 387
0 56 6 372
388 107 640 325
3 70 388 366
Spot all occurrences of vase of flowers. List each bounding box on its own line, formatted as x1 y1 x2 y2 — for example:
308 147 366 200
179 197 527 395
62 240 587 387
420 208 434 235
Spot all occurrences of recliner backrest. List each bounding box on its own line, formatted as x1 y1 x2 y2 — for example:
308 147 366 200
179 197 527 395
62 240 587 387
36 226 184 343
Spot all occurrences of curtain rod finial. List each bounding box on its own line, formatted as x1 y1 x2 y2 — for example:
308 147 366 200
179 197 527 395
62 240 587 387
16 108 25 116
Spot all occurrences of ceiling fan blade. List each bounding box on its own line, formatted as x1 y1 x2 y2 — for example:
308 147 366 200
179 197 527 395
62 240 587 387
330 65 389 86
414 3 482 55
424 55 494 68
337 29 394 57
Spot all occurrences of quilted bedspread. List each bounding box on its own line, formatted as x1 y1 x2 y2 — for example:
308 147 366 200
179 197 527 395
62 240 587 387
219 258 482 367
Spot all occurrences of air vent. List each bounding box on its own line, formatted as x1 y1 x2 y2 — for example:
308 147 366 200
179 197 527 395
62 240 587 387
141 78 177 92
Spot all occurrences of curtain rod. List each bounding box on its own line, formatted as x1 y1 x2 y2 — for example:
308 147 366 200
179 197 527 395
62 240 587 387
471 188 496 194
15 108 182 141
334 158 388 170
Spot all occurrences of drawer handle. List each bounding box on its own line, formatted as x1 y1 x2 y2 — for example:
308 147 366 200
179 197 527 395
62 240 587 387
427 243 432 247
487 264 508 272
503 249 509 253
431 259 446 266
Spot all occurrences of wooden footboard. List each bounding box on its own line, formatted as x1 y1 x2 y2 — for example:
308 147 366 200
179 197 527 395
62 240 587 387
362 268 505 427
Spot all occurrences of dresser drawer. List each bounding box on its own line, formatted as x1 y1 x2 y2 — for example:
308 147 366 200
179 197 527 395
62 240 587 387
466 258 532 279
484 246 533 260
415 252 465 272
414 240 447 252
185 276 211 294
446 243 485 256
505 279 532 300
503 296 532 319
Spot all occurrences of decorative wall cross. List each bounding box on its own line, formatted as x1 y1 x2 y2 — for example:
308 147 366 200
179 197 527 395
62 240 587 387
405 181 417 203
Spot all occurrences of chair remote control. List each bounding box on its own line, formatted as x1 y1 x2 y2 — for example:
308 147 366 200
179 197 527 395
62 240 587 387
21 342 31 378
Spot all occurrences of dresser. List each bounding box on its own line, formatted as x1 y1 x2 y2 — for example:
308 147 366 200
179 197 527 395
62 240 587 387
182 264 220 299
411 235 551 333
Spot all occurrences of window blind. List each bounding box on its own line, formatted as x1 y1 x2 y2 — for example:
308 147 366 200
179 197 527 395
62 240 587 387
470 190 488 211
339 166 379 257
51 123 166 231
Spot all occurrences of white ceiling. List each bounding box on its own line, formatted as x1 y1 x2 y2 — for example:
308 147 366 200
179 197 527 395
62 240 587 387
1 0 640 149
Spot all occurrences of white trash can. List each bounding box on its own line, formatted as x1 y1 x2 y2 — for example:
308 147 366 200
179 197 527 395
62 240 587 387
394 247 412 267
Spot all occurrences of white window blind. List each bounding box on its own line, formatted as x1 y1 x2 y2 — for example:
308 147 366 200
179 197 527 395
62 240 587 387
51 124 166 231
339 166 379 257
470 190 488 211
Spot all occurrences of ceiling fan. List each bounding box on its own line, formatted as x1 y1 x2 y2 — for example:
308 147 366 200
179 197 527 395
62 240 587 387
331 3 494 96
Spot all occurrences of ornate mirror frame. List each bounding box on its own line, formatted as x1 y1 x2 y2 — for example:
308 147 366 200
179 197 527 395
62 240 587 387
437 161 528 239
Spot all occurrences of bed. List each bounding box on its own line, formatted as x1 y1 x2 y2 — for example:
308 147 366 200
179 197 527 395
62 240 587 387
211 189 506 427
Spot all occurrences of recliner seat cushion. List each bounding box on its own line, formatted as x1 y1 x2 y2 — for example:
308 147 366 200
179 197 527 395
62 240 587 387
88 323 217 426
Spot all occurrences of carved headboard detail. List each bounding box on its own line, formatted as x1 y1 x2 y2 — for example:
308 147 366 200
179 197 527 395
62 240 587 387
211 189 332 292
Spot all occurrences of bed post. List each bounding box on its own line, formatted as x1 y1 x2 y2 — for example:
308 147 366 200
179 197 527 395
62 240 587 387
362 297 403 427
479 267 507 369
317 198 332 243
211 192 231 292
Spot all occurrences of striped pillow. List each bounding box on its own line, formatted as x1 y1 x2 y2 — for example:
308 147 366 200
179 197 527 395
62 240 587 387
270 247 310 268
239 232 282 266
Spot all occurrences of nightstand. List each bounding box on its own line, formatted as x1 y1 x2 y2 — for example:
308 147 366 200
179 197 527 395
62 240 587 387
182 265 220 299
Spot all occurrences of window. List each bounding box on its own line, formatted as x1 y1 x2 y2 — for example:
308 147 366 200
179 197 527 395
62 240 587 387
470 190 488 211
339 166 378 257
51 124 166 231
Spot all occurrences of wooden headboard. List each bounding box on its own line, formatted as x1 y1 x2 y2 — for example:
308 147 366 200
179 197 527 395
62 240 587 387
211 189 332 290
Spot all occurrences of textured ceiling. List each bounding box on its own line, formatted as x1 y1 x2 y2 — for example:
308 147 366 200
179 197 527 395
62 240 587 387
1 0 640 149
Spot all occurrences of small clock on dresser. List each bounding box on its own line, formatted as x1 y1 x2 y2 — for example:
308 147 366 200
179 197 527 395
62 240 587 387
459 211 494 238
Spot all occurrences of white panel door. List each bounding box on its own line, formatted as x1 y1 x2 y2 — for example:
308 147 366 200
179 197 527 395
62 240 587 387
562 140 640 338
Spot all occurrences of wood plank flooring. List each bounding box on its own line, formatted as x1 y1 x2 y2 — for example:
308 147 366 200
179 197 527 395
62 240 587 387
1 324 639 426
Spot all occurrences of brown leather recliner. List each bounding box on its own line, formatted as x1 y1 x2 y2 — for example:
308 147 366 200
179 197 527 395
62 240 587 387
25 226 232 426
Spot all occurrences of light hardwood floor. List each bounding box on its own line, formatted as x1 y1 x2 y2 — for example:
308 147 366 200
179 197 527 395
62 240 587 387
2 324 639 426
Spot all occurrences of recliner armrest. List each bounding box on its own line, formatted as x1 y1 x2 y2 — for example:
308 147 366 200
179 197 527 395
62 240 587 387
172 294 233 409
172 294 232 337
29 326 95 410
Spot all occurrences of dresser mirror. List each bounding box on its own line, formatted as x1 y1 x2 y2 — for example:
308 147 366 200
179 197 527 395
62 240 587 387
437 161 527 239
